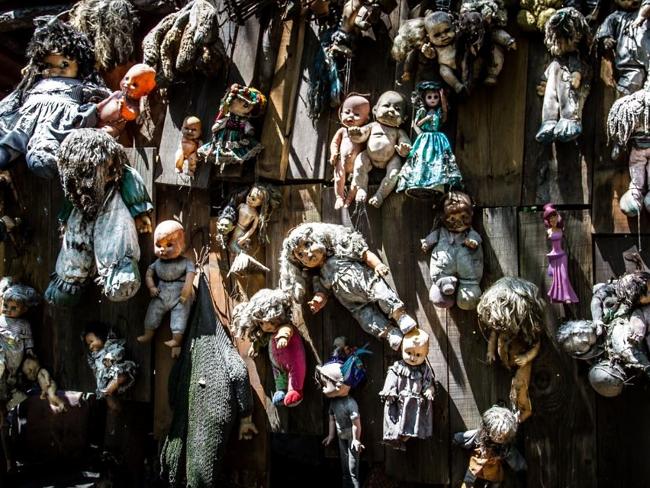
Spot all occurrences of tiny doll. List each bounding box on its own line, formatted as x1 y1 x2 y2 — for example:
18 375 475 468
330 93 371 209
350 91 412 208
477 277 545 422
215 203 237 250
423 11 465 94
397 81 461 197
543 204 579 304
380 328 435 450
535 7 592 144
453 406 526 488
197 83 267 171
279 223 417 351
175 116 203 177
19 356 66 414
232 288 307 407
137 220 196 356
422 191 484 310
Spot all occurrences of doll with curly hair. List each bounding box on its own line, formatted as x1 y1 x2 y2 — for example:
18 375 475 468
590 271 650 330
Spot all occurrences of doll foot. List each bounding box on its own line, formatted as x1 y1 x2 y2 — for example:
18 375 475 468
396 313 417 334
26 150 58 179
137 330 156 343
429 285 454 308
535 121 557 143
164 338 182 348
334 196 345 210
620 188 644 217
369 194 384 208
283 390 303 407
554 118 581 142
272 390 286 406
386 328 404 351
355 188 368 203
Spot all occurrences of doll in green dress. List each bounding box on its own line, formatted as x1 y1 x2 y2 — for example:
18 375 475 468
397 81 462 198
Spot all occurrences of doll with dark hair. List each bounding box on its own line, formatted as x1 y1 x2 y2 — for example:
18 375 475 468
543 204 579 304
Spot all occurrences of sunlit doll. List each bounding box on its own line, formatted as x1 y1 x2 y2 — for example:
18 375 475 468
556 319 603 360
590 271 650 331
396 82 462 197
137 220 196 356
392 18 429 83
232 288 306 407
380 328 435 450
279 223 417 351
175 116 202 177
542 204 579 304
423 12 465 94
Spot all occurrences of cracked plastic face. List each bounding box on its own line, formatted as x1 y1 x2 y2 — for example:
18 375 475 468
42 53 79 79
427 19 455 47
445 210 472 233
120 64 156 99
374 92 406 127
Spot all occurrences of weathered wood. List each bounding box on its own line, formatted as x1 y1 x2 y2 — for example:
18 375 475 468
0 5 70 33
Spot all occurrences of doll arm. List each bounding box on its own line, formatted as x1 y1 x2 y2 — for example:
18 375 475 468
179 270 196 304
378 367 399 401
363 250 389 276
395 129 412 157
211 117 228 133
464 229 482 249
486 330 498 364
634 3 650 28
492 29 516 49
421 228 440 252
146 265 159 296
239 415 259 440
452 429 479 449
322 413 337 445
590 286 607 333
104 374 128 396
351 416 364 453
275 324 294 348
330 128 345 164
515 341 541 367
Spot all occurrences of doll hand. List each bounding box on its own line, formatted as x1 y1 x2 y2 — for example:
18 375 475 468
570 72 581 90
463 238 478 250
421 239 431 253
212 119 227 133
633 15 646 29
149 287 160 297
322 435 335 446
308 292 328 313
351 440 365 453
239 417 259 440
247 344 258 358
421 43 435 59
395 143 411 158
508 41 517 51
374 263 389 276
602 37 616 51
513 354 529 367
134 214 153 234
424 387 435 401
594 320 604 337
237 235 250 247
330 152 339 165
486 350 496 365
277 337 288 349
536 81 546 97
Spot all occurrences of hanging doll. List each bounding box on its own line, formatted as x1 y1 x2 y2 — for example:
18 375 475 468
232 288 307 407
0 16 107 179
542 204 579 303
197 83 266 171
556 319 603 360
590 271 650 330
477 277 545 422
137 220 196 356
350 90 412 208
392 18 429 83
516 0 562 32
380 328 435 450
535 7 592 144
396 81 461 197
422 191 484 310
279 223 417 350
423 11 466 94
175 116 202 177
453 405 526 488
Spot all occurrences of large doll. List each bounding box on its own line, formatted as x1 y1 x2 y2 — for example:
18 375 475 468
423 12 465 94
542 204 579 303
279 223 417 351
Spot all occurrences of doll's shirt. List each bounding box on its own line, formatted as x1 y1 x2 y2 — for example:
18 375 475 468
150 256 195 284
453 429 526 481
87 338 137 398
329 395 360 440
315 256 379 303
0 316 33 350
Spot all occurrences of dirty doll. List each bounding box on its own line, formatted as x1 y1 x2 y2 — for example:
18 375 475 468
175 115 203 177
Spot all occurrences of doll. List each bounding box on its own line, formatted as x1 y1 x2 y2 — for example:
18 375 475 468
590 271 650 330
392 18 429 83
14 357 66 414
279 223 417 350
175 116 203 177
197 83 267 171
423 11 465 94
535 7 592 144
543 204 579 303
330 93 371 209
516 0 562 32
232 288 307 407
556 319 603 360
350 91 412 208
422 192 484 310
453 406 526 488
397 82 461 197
215 203 237 249
477 277 545 422
379 328 435 450
137 220 196 355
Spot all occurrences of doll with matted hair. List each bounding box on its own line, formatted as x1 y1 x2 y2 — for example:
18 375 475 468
543 204 579 304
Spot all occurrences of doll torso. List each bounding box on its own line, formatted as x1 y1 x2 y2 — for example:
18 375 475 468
338 127 366 171
329 395 360 439
88 338 136 397
366 122 401 165
319 256 379 304
547 229 565 256
429 227 483 281
236 203 259 231
436 44 457 69
419 108 442 132
0 315 32 374
150 256 193 294
181 136 201 156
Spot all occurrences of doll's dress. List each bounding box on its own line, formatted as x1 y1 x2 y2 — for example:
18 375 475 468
197 114 263 170
396 107 462 197
546 229 578 303
87 337 136 398
0 315 32 381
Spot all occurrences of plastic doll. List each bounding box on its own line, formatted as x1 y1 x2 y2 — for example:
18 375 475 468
232 288 307 407
330 93 371 209
17 356 66 414
516 0 561 32
392 18 429 83
590 271 650 330
423 11 465 94
477 277 545 422
380 328 435 450
137 220 196 356
422 191 484 310
279 223 417 351
350 91 412 208
175 115 203 177
215 203 236 250
197 83 267 171
542 204 579 304
535 7 592 144
397 81 461 197
556 319 603 360
453 406 526 488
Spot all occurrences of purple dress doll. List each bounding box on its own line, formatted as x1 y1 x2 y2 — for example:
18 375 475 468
543 204 579 303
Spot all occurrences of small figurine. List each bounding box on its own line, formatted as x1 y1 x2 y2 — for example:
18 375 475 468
232 288 307 407
477 277 545 422
542 204 579 303
421 192 484 310
175 115 203 177
279 223 417 350
423 11 465 94
397 82 461 197
535 7 592 144
350 90 412 208
453 406 527 488
17 356 66 414
380 328 435 450
215 203 237 249
137 220 196 356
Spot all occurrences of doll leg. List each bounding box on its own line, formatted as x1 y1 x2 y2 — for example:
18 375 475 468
351 151 373 203
511 363 533 422
338 437 361 488
138 299 167 343
485 45 505 85
369 155 402 208
26 125 61 179
554 73 582 142
333 159 347 209
164 299 192 348
536 62 560 143
280 337 306 407
355 305 404 350
620 149 647 217
369 278 416 334
456 280 482 310
440 64 465 94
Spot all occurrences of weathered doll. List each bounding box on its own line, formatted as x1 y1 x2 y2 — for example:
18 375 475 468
329 0 389 55
137 220 196 355
422 191 484 310
535 8 592 144
516 0 561 32
543 204 579 304
453 406 526 488
556 319 603 360
477 277 545 422
397 82 461 197
590 271 650 330
380 328 435 450
15 356 66 414
279 223 417 351
175 115 203 177
392 18 429 83
215 203 237 250
350 91 412 208
423 12 465 94
330 93 371 209
232 288 306 407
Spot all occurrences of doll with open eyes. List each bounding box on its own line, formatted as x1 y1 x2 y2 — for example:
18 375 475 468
175 116 203 177
424 12 465 94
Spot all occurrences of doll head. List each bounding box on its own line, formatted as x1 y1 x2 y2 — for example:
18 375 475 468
480 406 518 445
556 320 601 358
392 18 428 63
83 322 109 353
614 271 650 307
544 8 591 57
219 83 267 119
606 90 650 147
442 191 473 233
339 93 371 128
373 90 407 128
243 184 280 245
153 220 185 260
231 288 292 342
402 328 429 366
0 280 40 319
424 11 456 47
588 360 626 397
316 343 370 397
217 205 236 236
542 203 563 229
120 63 156 99
182 116 202 140
22 357 41 382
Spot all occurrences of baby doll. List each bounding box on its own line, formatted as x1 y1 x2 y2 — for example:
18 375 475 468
380 328 435 450
232 288 306 407
330 93 371 209
392 18 429 83
175 115 203 177
350 91 412 208
477 277 545 422
535 7 592 144
397 82 461 198
137 220 196 355
422 191 484 310
543 204 579 304
453 405 526 488
423 11 465 94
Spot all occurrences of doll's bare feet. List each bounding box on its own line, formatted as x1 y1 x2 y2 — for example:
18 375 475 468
164 333 184 349
334 196 345 210
355 188 368 203
368 194 384 208
137 329 155 343
171 346 181 359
